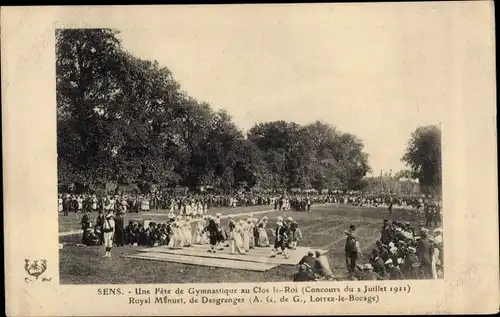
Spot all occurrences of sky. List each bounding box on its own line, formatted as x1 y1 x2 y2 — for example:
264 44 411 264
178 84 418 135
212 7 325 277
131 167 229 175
115 4 448 176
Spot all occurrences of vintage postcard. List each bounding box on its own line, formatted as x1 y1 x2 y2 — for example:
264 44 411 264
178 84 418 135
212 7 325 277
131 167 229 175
2 3 498 316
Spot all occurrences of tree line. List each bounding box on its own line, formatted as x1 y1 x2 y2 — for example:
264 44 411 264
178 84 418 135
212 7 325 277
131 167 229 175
57 29 440 195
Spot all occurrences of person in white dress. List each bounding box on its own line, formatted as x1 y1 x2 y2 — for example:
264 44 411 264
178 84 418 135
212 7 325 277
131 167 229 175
169 199 175 214
246 217 255 250
141 197 150 212
121 198 128 213
257 216 270 247
58 195 63 213
103 211 115 258
183 216 193 247
196 201 203 217
77 195 84 212
241 220 250 252
431 228 443 279
168 217 184 249
233 220 246 254
91 195 98 211
193 219 205 244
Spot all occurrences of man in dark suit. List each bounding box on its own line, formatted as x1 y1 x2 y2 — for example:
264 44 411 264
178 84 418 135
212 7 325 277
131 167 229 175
344 228 360 277
370 249 387 276
361 263 384 280
375 240 390 262
385 259 405 280
416 229 432 279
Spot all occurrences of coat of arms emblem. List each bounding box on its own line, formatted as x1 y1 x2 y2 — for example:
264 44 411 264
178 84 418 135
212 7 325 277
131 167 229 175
24 259 50 282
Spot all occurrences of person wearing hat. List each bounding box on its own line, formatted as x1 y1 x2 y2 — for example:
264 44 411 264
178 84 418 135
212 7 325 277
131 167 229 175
58 194 64 214
431 228 443 279
62 194 71 216
294 250 318 282
298 250 318 269
393 225 408 243
102 211 115 258
380 219 393 245
80 210 92 245
361 263 383 280
349 264 364 280
94 209 105 244
213 213 225 250
246 217 256 250
403 247 420 279
370 248 387 277
125 221 138 246
270 220 290 258
82 227 100 246
416 228 432 279
252 217 259 247
404 222 416 237
181 216 192 247
314 250 335 280
204 215 219 253
193 218 205 245
114 208 126 247
385 258 405 280
91 194 98 212
231 220 246 254
344 228 361 277
289 218 302 250
256 216 270 247
379 239 392 260
168 217 184 249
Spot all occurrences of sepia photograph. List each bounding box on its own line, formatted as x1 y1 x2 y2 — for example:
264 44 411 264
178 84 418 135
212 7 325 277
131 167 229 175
3 3 497 316
57 26 443 285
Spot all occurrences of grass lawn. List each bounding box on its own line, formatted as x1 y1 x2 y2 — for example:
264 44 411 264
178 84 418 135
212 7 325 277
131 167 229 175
59 204 425 284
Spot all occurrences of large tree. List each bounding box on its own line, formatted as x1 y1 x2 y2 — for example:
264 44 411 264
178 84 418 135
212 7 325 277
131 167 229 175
57 28 372 193
57 29 184 191
248 120 371 190
402 125 442 195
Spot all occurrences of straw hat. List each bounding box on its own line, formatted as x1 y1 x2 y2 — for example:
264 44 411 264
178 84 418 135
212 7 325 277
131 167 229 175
363 263 373 271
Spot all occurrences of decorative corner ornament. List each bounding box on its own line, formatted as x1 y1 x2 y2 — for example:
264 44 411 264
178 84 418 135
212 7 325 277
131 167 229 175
24 259 51 283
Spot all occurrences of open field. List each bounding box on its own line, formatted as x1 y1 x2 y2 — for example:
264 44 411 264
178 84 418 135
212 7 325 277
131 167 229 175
59 204 425 284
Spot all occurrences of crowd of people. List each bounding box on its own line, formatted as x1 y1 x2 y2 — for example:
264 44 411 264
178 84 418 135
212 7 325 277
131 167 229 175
344 219 443 280
69 188 443 280
60 192 310 216
293 218 444 281
80 207 304 260
59 190 440 215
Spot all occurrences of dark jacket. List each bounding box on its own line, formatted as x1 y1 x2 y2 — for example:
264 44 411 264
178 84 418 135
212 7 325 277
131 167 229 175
416 238 432 264
362 271 384 280
372 257 387 275
299 255 317 268
345 236 358 257
388 266 406 280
